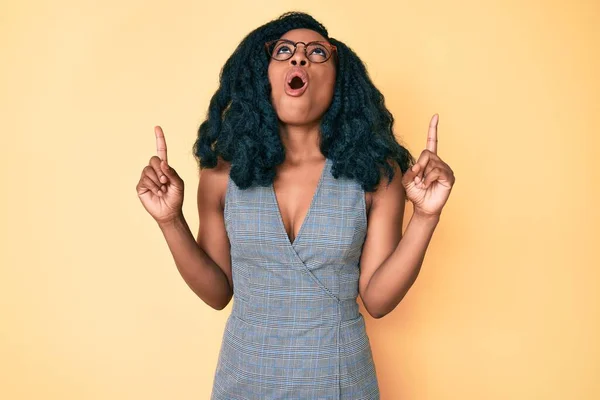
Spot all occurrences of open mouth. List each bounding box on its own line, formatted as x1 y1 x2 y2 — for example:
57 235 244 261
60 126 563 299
284 68 309 96
288 76 305 90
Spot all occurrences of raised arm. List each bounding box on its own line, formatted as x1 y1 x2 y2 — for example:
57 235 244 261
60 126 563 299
358 114 455 318
137 126 233 310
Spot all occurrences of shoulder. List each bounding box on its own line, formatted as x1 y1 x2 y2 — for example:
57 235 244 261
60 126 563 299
198 157 232 210
366 159 405 215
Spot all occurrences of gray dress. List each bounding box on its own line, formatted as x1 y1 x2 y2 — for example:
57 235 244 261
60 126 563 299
211 157 380 399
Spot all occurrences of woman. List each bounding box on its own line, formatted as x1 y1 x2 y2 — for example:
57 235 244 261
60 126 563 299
136 11 455 400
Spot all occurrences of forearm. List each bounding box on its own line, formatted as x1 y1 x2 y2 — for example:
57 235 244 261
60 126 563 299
158 214 232 310
364 211 440 318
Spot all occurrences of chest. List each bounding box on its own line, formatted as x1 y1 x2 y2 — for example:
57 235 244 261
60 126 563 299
223 161 368 265
271 160 371 245
272 165 324 245
273 176 371 245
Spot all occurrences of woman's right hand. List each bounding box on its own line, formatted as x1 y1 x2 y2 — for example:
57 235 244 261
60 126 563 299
136 126 185 225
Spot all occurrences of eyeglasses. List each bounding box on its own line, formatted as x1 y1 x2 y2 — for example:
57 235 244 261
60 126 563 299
265 39 337 63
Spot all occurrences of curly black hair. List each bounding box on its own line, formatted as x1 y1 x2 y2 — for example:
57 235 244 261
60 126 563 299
193 11 414 192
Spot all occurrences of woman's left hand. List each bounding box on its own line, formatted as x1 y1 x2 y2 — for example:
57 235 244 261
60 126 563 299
402 114 456 217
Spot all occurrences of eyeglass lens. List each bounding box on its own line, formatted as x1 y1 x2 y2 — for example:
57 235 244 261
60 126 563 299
268 40 332 62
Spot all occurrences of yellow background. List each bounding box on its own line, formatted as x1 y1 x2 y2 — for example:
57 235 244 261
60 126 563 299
1 0 598 398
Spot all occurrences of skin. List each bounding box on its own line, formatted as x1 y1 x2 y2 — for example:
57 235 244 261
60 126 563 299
266 29 337 245
136 29 455 317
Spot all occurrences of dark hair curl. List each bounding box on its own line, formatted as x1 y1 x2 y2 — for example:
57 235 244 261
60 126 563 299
193 11 414 192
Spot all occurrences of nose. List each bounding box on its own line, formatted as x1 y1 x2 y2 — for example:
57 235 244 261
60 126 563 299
289 43 308 66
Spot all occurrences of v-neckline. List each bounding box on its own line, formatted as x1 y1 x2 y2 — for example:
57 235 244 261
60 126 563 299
270 158 329 247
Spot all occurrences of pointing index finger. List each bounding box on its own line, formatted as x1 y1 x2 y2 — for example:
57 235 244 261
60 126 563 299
427 114 439 154
154 126 168 163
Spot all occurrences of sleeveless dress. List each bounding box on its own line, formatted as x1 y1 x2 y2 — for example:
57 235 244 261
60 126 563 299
211 157 380 399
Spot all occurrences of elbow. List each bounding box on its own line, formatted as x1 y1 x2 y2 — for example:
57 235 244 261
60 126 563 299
212 302 228 311
206 289 233 311
209 296 232 311
363 300 389 319
363 293 407 319
367 309 388 319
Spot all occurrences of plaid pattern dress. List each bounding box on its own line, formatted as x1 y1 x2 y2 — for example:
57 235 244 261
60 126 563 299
211 157 380 399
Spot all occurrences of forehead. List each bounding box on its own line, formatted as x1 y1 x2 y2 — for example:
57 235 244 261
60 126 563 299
279 28 328 43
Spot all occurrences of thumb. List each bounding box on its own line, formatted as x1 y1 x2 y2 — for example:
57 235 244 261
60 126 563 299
160 160 182 184
402 163 420 184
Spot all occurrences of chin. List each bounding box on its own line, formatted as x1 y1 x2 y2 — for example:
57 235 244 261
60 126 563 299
273 103 324 126
277 112 320 126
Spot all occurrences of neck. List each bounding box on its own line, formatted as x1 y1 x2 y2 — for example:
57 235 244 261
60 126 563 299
278 121 324 164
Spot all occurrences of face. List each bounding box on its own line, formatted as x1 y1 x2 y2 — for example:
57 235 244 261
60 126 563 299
267 29 337 127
